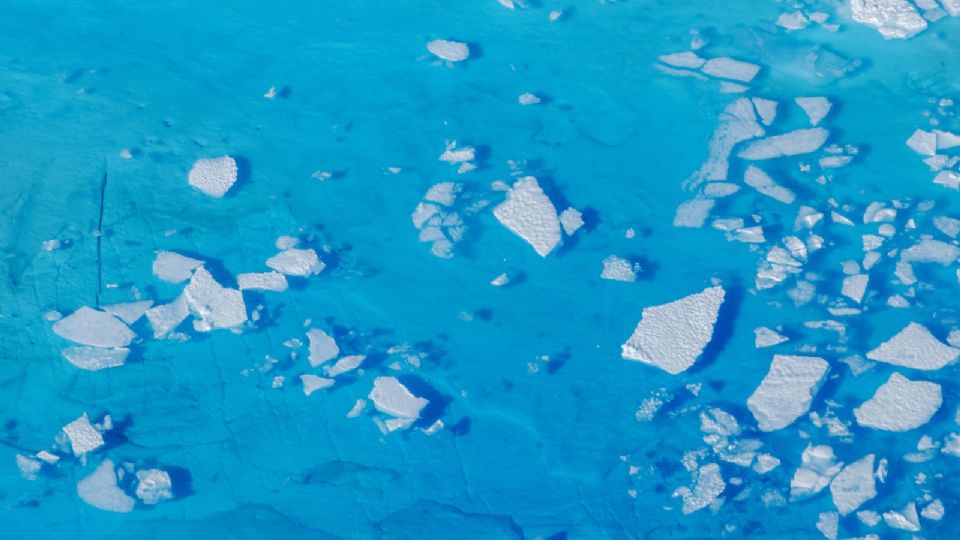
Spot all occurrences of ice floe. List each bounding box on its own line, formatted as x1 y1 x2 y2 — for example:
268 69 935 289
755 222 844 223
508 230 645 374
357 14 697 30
183 267 247 331
850 0 928 39
855 373 942 431
325 354 366 377
301 374 335 396
427 39 470 62
738 128 830 160
237 271 288 292
266 248 325 276
307 328 339 367
102 300 153 325
754 327 789 348
674 463 725 514
77 459 135 513
62 346 129 371
493 176 562 257
600 256 638 282
883 502 921 531
145 295 189 338
744 165 795 204
152 251 203 283
700 57 761 82
795 97 832 126
53 307 135 348
187 156 238 198
62 413 104 456
135 469 173 505
559 207 584 235
829 454 877 515
790 444 842 500
621 285 725 374
866 322 959 370
747 355 829 431
368 376 428 421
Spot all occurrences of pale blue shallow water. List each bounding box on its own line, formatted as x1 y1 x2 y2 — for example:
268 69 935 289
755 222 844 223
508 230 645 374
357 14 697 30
2 1 960 538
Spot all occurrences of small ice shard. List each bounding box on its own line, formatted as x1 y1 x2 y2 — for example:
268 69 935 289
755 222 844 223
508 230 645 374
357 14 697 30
906 129 937 155
145 295 189 338
747 355 830 431
850 0 927 39
600 255 638 282
135 469 173 505
795 97 832 126
518 92 541 105
855 373 942 431
744 165 795 204
237 272 289 292
102 300 153 325
675 463 725 514
830 454 877 515
187 156 238 198
866 322 959 370
16 454 41 480
266 248 325 276
183 267 246 331
493 176 562 257
841 274 869 303
621 285 725 375
63 413 104 456
921 499 945 520
368 376 428 420
300 374 335 396
307 329 339 367
700 57 761 82
673 198 715 228
347 399 367 418
325 354 366 377
152 251 203 283
62 347 128 371
790 445 842 500
491 273 510 286
53 307 135 348
658 51 706 69
77 460 135 513
738 128 829 160
883 502 921 532
559 207 584 235
754 327 788 348
816 512 838 540
751 98 778 126
426 39 469 62
901 238 960 264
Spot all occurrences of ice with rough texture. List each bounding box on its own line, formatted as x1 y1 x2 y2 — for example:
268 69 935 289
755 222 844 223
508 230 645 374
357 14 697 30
237 271 289 292
791 445 842 500
754 327 789 348
368 376 428 419
900 238 960 264
600 256 637 282
427 39 469 62
62 347 129 371
866 322 959 370
700 57 760 82
854 373 942 431
621 285 725 374
63 413 104 456
795 97 832 126
301 374 335 396
52 307 135 348
747 355 830 431
744 165 796 203
690 98 764 185
77 460 135 513
188 156 238 198
674 198 715 228
145 295 189 338
492 176 562 257
816 512 838 540
559 207 584 235
738 128 829 159
677 463 725 514
883 502 921 531
307 328 339 367
183 267 247 331
266 248 325 276
135 469 173 505
152 251 203 283
829 454 876 515
850 0 927 39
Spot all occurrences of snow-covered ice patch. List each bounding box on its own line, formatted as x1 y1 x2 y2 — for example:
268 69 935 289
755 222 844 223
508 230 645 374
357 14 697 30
854 373 942 431
53 307 135 348
188 156 238 198
493 176 562 257
866 322 959 370
748 355 829 431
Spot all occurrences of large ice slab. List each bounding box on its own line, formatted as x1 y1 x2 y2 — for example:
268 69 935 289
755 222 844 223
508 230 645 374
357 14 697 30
53 307 135 348
738 128 829 159
188 156 238 198
690 98 764 185
77 459 135 513
266 248 325 276
747 355 830 431
63 413 104 456
152 251 203 283
850 0 927 39
621 285 725 374
183 267 247 331
368 376 428 419
854 373 941 431
493 176 562 257
866 322 959 370
829 454 876 515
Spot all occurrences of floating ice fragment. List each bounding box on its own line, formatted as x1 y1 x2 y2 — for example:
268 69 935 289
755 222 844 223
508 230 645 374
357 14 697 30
559 207 584 235
934 170 960 190
368 376 428 420
690 98 764 185
901 238 960 264
266 248 325 276
53 307 135 348
492 176 562 257
751 98 778 126
237 272 288 292
325 355 366 377
790 445 842 500
703 182 740 198
491 273 510 286
850 0 928 39
427 39 469 62
135 469 173 505
855 373 942 431
753 453 780 474
921 499 944 520
102 300 153 325
744 165 795 204
934 216 960 238
347 399 367 418
700 57 761 82
183 267 246 331
841 274 869 303
673 198 715 228
658 51 706 69
748 355 829 431
63 413 104 456
300 374 335 396
754 327 789 348
621 285 725 374
935 129 960 150
152 251 203 283
518 92 541 105
738 128 829 160
883 502 921 532
816 512 838 540
307 329 339 367
145 295 189 338
830 455 877 515
600 256 637 282
188 156 238 198
866 322 959 370
676 463 725 514
77 460 135 513
62 347 128 371
906 129 937 155
795 97 832 126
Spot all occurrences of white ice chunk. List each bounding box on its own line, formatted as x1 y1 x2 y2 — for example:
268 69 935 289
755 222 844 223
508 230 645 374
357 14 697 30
600 255 638 282
855 373 942 431
676 463 726 514
921 499 944 520
325 354 366 377
830 454 877 515
901 238 960 264
135 469 173 505
943 0 960 15
237 272 288 292
744 165 796 204
266 248 325 276
790 445 842 500
187 156 238 198
690 98 764 185
438 146 474 165
307 328 339 367
621 286 724 374
368 376 428 419
748 355 830 431
883 502 921 532
674 198 715 228
777 11 811 30
934 216 960 238
703 182 740 198
754 327 789 348
53 307 135 348
907 129 937 155
427 39 469 62
77 460 135 513
850 0 928 39
817 512 839 540
145 295 189 338
16 454 41 480
559 207 584 235
300 374 335 396
738 128 830 160
841 274 869 303
658 51 705 69
753 453 781 474
493 176 561 257
518 92 541 105
751 98 778 126
700 57 761 82
182 267 247 331
795 97 832 126
63 413 104 456
935 129 960 150
152 251 203 283
102 300 153 325
62 347 128 371
866 322 959 370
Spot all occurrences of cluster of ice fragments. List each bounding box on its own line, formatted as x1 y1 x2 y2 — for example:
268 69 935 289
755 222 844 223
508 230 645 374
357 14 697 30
656 47 761 94
905 100 960 192
411 182 477 258
848 0 960 39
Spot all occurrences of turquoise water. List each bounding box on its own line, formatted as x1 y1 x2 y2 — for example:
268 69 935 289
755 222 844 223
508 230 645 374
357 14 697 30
2 1 960 538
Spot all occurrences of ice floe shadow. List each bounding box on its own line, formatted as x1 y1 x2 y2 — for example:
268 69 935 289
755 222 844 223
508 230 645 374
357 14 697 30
689 280 744 375
227 155 252 196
